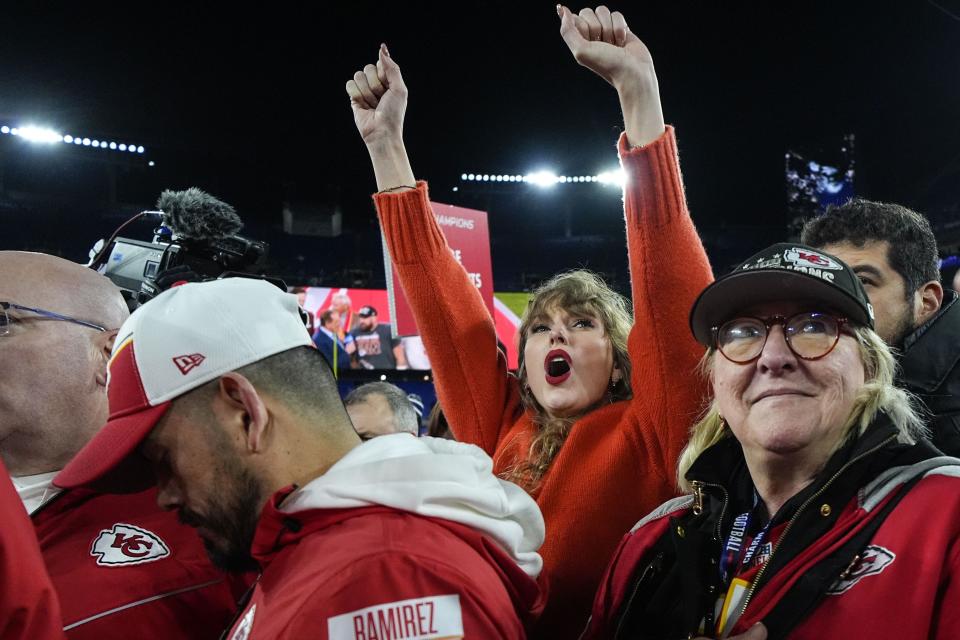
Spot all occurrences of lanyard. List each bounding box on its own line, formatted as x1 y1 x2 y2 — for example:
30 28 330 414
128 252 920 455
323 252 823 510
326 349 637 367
718 498 773 583
740 519 772 568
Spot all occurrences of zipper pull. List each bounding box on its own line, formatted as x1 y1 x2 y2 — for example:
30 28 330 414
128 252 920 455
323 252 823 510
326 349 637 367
691 481 704 516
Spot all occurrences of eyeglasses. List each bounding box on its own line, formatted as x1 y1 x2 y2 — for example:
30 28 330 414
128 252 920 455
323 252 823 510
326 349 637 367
713 312 849 364
0 302 108 337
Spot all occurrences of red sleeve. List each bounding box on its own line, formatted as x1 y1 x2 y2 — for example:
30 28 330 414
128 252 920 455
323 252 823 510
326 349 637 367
373 184 520 455
0 468 65 640
619 126 714 485
282 553 527 640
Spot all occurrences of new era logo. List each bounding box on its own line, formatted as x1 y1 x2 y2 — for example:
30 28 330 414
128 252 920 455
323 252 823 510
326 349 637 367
173 353 206 375
90 523 170 567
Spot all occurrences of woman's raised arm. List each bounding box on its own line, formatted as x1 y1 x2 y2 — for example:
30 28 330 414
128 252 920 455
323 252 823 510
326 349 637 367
348 47 520 454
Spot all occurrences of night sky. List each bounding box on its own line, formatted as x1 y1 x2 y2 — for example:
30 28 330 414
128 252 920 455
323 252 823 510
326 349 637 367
2 2 959 288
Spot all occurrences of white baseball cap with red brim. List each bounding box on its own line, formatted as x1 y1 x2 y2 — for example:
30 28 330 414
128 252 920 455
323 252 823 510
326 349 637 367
55 277 313 489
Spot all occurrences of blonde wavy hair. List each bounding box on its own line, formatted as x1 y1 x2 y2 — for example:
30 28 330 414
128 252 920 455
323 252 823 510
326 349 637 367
503 270 633 487
676 326 927 492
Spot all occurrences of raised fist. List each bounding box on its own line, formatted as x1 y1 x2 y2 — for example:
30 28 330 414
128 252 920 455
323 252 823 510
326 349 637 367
558 5 657 93
346 44 408 147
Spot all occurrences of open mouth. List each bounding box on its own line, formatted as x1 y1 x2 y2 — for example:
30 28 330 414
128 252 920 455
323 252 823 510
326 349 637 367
544 350 572 385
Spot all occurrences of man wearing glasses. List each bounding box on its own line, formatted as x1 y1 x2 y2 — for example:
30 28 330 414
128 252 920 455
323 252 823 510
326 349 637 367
0 251 242 639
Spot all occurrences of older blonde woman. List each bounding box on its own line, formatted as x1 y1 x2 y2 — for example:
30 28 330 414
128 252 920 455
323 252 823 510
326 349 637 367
584 243 960 640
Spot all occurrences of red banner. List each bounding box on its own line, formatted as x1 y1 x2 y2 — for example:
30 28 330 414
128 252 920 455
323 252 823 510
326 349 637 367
384 201 494 336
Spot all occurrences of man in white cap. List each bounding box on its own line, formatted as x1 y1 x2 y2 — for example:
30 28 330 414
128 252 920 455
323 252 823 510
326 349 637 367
56 277 546 639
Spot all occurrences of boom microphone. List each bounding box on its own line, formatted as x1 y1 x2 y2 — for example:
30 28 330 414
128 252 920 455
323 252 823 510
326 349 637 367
157 187 243 241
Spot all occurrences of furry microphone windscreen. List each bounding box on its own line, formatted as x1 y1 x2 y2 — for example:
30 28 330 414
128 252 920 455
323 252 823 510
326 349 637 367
156 187 244 241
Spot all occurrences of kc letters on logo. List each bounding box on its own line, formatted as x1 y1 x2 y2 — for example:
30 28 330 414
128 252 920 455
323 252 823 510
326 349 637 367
328 594 464 640
827 545 896 594
784 247 843 271
90 523 171 566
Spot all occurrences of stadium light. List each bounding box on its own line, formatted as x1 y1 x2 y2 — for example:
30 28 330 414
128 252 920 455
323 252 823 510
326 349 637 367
596 169 626 187
459 166 626 189
0 121 147 156
525 170 560 188
23 127 64 144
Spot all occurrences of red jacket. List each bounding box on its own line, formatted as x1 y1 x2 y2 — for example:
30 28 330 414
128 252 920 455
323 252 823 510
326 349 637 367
225 435 546 639
373 127 713 638
32 487 245 639
584 418 960 639
0 464 64 640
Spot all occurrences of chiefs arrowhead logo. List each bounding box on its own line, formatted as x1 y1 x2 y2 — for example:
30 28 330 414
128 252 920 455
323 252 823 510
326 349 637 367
173 353 206 375
784 247 843 271
90 523 170 567
827 545 895 594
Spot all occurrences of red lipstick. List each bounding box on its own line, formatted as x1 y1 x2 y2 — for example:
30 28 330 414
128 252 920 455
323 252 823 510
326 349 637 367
544 349 572 385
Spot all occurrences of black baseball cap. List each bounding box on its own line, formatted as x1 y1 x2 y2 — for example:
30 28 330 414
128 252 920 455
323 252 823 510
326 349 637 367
689 243 875 347
357 305 377 317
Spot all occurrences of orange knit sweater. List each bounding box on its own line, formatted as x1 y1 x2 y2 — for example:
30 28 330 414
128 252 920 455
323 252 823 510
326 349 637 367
373 127 713 639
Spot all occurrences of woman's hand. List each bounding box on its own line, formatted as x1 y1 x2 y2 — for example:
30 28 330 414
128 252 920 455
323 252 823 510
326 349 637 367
558 5 665 147
347 44 406 147
346 45 416 191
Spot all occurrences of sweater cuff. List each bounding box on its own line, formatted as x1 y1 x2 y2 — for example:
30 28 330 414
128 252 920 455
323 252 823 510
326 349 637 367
372 180 449 264
618 125 688 228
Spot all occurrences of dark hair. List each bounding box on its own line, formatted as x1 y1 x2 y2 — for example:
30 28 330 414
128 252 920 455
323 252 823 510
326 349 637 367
800 198 940 297
319 309 337 327
344 381 418 435
178 346 350 430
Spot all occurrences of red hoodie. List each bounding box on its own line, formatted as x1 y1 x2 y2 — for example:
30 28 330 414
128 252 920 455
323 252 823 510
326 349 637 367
225 435 546 639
